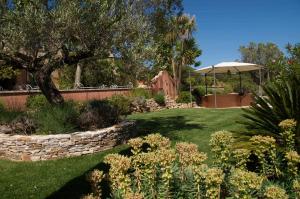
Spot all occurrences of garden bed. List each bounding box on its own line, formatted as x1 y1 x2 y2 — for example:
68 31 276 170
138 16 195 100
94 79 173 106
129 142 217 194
0 121 136 161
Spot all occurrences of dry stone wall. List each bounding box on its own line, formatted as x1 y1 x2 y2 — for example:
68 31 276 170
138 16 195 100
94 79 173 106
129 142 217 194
0 121 135 161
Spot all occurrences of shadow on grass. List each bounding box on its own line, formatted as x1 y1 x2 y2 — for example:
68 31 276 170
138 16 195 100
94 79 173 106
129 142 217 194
46 148 132 199
46 116 204 198
131 115 204 141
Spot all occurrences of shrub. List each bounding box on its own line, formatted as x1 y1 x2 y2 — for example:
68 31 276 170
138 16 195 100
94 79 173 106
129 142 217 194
130 88 152 99
192 86 206 105
229 169 264 198
86 127 299 199
10 115 36 135
242 74 300 151
176 91 194 103
210 130 234 170
26 94 49 110
33 102 79 134
0 101 23 124
264 185 289 199
109 95 132 116
78 100 119 130
153 92 165 106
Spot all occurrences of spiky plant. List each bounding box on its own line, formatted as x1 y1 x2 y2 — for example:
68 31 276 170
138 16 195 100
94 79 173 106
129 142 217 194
242 74 300 150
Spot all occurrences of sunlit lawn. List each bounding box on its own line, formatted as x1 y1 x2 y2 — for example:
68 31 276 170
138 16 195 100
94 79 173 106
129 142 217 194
0 108 249 199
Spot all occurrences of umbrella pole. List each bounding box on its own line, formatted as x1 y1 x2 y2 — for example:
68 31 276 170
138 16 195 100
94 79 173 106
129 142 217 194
239 72 242 94
213 65 216 108
259 68 262 96
205 74 207 95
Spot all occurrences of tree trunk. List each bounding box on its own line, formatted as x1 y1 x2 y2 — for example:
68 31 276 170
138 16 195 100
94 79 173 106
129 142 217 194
35 64 64 105
171 58 179 96
74 63 82 89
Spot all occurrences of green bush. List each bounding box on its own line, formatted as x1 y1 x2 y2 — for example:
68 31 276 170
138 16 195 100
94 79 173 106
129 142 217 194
130 88 152 99
26 94 49 110
109 95 132 116
176 91 194 103
242 74 300 151
86 122 299 198
33 102 79 134
154 92 165 106
78 100 119 130
0 101 23 124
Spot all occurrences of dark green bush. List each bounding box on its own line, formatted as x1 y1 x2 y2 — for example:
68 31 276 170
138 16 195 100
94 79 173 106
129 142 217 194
176 91 194 103
130 88 152 99
0 101 23 124
109 95 132 116
26 94 49 110
154 92 165 106
33 101 79 134
78 100 119 130
242 74 300 151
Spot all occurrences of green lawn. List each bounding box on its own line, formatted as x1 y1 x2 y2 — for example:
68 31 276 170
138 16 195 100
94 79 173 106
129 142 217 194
0 108 249 199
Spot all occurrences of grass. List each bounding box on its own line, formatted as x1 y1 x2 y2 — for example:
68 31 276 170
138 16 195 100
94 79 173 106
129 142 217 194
0 108 249 199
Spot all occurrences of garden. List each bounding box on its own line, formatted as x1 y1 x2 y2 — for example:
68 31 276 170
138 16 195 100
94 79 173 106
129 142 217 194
0 0 300 199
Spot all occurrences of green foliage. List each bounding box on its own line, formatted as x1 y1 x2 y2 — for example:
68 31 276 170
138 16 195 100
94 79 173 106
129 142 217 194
26 94 49 110
0 66 19 80
130 88 152 99
0 101 23 124
192 86 206 105
242 74 300 150
77 100 119 130
33 102 79 134
109 95 132 117
87 123 299 198
176 91 194 103
58 66 75 90
154 92 165 106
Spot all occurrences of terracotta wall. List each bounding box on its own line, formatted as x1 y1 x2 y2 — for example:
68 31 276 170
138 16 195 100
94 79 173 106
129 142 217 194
0 88 131 110
151 70 176 99
201 93 253 108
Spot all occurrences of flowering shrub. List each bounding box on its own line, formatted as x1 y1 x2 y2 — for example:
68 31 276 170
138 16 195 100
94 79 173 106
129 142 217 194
229 169 264 198
279 119 297 151
84 119 299 198
233 148 251 170
264 185 288 199
250 135 280 177
209 130 234 170
285 150 300 177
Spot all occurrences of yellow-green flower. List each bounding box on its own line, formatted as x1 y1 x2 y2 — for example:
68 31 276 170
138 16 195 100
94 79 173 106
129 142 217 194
264 185 288 199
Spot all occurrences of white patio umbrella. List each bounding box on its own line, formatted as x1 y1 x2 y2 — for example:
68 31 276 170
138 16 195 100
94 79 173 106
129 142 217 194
196 62 264 108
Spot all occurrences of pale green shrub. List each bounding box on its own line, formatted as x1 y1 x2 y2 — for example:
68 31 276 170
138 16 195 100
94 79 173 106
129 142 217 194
210 130 234 170
233 149 251 170
204 168 224 198
285 150 300 178
264 185 288 199
250 135 280 177
279 119 297 151
229 169 264 198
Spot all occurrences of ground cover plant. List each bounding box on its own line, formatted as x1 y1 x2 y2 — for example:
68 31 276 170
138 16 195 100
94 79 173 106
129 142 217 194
86 119 299 199
0 108 245 199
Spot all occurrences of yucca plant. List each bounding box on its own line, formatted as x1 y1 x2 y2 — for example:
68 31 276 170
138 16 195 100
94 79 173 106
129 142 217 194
242 74 300 150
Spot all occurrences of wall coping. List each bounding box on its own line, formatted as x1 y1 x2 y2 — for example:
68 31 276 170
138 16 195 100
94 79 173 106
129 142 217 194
0 88 132 96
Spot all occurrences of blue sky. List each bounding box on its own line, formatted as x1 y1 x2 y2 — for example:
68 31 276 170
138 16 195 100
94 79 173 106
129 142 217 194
183 0 300 67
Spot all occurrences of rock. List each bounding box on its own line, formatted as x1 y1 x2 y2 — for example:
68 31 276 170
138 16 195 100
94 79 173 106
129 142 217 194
0 125 13 134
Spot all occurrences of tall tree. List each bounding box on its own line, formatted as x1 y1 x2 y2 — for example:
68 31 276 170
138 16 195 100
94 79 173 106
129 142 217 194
239 42 284 81
165 14 201 94
0 0 182 104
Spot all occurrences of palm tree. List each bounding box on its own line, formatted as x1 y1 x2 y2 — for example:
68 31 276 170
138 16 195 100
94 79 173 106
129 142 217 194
165 14 200 95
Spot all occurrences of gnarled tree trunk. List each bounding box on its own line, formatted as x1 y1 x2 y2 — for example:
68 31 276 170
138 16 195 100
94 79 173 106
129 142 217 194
35 64 64 105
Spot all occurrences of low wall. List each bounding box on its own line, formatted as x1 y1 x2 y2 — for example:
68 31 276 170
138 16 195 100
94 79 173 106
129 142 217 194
0 121 136 161
0 88 131 110
202 93 253 108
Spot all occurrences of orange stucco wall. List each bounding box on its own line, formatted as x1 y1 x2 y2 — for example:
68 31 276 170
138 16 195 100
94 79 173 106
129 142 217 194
151 71 176 99
201 93 253 108
0 88 131 110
